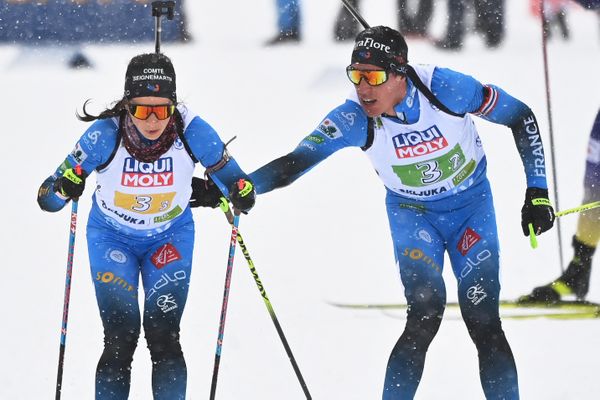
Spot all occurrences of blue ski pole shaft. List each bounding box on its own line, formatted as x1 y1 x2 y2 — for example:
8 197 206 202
209 206 241 400
55 199 79 400
220 201 312 399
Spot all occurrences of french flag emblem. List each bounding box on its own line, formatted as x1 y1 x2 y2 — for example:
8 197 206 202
475 85 498 117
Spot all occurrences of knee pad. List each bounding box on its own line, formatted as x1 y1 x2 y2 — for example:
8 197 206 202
403 298 445 346
145 328 183 363
100 330 139 366
463 318 510 351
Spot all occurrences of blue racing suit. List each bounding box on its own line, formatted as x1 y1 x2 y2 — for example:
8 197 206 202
250 65 549 399
38 106 250 400
583 110 600 192
576 109 600 247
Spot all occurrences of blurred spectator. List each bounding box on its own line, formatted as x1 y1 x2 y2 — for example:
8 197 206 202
334 0 360 41
398 0 434 37
530 0 571 40
334 0 434 41
436 0 505 51
68 49 93 69
520 110 600 303
530 0 600 41
520 1 600 305
266 0 301 45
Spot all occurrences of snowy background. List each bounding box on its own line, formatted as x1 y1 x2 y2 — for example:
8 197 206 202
1 0 600 399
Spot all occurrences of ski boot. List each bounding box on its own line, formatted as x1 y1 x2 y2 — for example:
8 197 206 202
520 236 595 303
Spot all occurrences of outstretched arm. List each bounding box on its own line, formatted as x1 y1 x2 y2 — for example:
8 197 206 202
250 101 369 194
250 146 329 194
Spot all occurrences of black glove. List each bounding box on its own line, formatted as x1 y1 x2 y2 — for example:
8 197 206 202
56 166 86 199
229 179 256 213
190 177 223 208
521 187 555 236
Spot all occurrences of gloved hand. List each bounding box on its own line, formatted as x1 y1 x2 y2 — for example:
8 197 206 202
521 187 555 236
190 177 222 208
56 166 86 199
229 178 256 213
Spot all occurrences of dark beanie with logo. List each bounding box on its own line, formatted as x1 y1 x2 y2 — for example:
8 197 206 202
351 26 408 73
124 53 177 103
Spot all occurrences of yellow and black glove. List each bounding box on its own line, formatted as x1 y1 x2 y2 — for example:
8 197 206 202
190 177 222 208
229 179 256 213
56 166 86 200
521 187 555 236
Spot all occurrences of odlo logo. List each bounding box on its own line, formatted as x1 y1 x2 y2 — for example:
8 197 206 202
393 125 448 159
121 157 173 187
457 249 492 285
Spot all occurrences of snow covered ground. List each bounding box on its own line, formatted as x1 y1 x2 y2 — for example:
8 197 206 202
1 0 599 399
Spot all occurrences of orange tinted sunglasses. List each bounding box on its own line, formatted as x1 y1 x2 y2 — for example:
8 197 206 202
128 104 175 120
346 66 389 86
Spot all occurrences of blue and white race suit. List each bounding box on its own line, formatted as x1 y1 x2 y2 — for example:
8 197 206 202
250 65 549 399
38 105 250 400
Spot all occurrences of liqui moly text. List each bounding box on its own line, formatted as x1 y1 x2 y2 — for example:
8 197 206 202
393 125 448 159
121 157 173 187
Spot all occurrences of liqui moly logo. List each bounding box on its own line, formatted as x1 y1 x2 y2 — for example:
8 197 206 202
122 157 173 187
393 125 448 159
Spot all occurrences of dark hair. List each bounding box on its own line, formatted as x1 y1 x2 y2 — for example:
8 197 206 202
77 97 128 122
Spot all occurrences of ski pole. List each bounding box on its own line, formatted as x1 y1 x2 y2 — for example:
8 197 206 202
539 0 565 269
209 203 241 400
341 0 370 29
151 1 175 54
555 201 600 218
55 197 79 400
528 201 600 248
218 198 313 399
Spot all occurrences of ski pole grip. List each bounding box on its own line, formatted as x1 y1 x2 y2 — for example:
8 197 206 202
528 223 538 249
236 179 254 197
219 197 230 213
